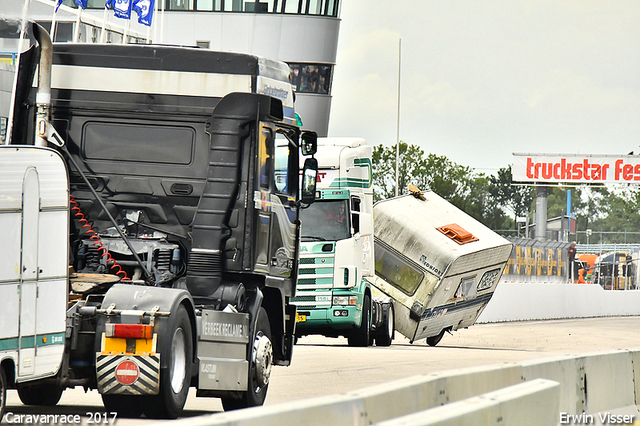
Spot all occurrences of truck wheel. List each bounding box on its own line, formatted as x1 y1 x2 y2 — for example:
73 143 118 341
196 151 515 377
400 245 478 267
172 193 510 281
375 303 395 347
1 368 6 421
222 307 272 411
17 382 63 406
426 329 446 347
348 294 371 347
102 394 143 418
142 305 193 419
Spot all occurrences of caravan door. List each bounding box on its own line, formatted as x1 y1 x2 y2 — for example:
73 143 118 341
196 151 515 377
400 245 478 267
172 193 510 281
18 168 40 377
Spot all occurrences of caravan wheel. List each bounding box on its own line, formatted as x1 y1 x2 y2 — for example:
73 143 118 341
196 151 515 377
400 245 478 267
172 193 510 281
426 329 446 347
17 382 63 406
1 368 6 421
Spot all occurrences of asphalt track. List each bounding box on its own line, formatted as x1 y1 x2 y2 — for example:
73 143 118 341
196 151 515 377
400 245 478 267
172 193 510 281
3 316 640 424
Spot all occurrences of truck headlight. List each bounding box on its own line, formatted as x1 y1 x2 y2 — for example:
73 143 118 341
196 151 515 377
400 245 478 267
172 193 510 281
332 295 358 306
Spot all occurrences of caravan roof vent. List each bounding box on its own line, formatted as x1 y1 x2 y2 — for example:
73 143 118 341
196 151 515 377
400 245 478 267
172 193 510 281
436 223 479 245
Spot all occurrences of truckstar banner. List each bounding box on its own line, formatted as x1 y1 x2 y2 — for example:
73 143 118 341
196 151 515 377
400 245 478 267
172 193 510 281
512 154 640 184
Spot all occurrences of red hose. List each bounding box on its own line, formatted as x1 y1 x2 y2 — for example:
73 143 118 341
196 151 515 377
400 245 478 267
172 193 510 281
70 196 130 281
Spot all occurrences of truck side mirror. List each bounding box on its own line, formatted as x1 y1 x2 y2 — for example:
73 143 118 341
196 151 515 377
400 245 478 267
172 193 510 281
301 132 317 156
301 157 318 204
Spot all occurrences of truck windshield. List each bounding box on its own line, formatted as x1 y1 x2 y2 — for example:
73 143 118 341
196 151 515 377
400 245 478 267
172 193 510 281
300 200 350 242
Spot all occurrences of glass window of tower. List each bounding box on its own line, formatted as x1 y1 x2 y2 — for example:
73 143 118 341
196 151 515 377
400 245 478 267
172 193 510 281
288 63 332 95
84 0 338 16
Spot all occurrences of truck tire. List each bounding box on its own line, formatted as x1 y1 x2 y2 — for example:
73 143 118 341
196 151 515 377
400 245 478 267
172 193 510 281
101 394 143 418
1 368 6 421
142 305 193 419
222 307 272 411
426 329 446 347
17 382 63 406
374 303 395 347
348 294 371 347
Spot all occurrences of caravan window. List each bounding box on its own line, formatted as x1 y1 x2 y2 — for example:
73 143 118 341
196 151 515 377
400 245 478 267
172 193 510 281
454 276 477 299
374 240 424 296
477 268 501 291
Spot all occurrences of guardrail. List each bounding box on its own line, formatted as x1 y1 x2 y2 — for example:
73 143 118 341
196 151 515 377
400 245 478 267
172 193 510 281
157 348 640 426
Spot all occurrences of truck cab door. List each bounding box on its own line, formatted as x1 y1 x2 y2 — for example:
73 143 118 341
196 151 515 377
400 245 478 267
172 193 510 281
269 130 298 277
253 125 298 280
254 126 274 272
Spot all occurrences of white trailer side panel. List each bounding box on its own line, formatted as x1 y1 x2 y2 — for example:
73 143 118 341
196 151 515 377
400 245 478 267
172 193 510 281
0 146 68 381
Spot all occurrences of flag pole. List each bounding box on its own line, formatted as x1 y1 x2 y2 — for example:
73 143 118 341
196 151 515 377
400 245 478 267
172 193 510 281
151 0 158 43
6 0 31 144
50 1 59 41
74 6 83 42
395 38 401 197
123 17 130 43
100 6 109 43
160 0 165 43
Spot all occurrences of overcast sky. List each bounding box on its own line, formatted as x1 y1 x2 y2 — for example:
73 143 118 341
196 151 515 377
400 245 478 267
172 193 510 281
327 1 640 174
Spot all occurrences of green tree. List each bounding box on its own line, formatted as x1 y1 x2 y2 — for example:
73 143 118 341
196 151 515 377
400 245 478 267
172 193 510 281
487 166 534 226
371 143 511 229
588 186 640 244
371 142 428 202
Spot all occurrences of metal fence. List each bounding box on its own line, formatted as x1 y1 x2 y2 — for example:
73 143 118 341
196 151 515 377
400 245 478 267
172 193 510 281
499 239 640 289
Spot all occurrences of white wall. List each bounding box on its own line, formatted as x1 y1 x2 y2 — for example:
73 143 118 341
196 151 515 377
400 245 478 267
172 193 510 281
478 281 640 323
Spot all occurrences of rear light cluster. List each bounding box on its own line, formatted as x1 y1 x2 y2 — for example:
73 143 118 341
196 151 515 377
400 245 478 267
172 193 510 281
106 323 153 339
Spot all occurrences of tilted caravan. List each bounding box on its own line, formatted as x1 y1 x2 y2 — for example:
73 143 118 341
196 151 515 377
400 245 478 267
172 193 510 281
369 188 512 346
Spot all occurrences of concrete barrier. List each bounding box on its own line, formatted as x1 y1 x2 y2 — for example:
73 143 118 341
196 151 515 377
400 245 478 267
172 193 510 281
377 379 560 426
478 282 640 322
158 348 640 426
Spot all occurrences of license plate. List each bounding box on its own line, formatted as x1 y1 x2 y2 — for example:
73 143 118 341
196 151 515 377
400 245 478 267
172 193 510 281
296 313 307 322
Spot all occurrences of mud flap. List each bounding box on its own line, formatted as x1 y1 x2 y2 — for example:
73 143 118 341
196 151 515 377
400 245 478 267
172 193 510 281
96 354 160 395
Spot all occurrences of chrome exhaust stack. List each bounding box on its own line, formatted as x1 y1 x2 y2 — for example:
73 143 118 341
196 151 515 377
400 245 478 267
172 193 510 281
32 22 53 147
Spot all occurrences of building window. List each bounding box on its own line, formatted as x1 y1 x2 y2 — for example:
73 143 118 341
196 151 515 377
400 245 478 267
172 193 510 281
84 0 338 15
196 0 214 10
288 63 332 95
0 117 7 142
283 0 302 14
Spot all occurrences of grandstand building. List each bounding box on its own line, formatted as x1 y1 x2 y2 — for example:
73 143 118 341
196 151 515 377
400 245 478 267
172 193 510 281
1 0 342 136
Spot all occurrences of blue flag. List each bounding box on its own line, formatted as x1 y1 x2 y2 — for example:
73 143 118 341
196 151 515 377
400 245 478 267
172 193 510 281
132 0 155 26
75 0 88 9
106 0 133 19
55 0 64 12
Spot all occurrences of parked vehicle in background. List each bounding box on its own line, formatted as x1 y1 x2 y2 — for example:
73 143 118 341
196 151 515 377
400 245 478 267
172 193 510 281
593 252 636 290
